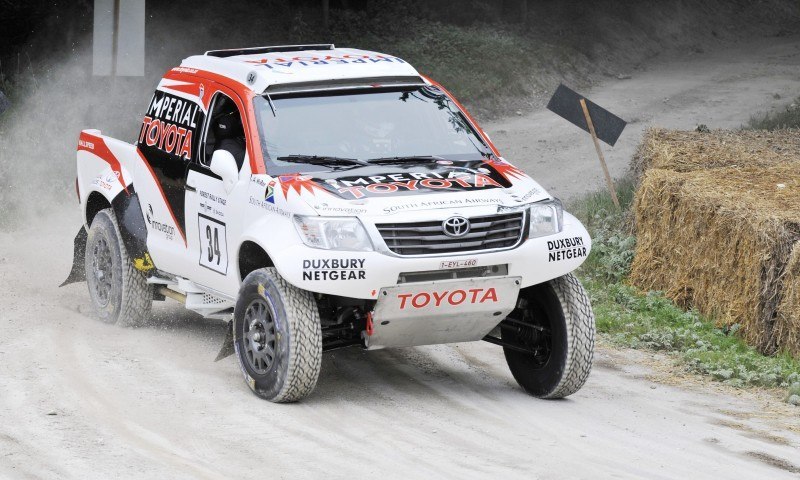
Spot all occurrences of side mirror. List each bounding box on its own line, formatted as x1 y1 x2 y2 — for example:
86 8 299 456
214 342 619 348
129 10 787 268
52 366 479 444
210 150 238 194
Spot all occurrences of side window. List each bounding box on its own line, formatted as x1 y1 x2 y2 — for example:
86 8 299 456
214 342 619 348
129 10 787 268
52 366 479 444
201 93 247 170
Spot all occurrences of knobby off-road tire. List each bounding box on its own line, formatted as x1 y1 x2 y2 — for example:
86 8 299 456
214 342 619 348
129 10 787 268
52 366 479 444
233 268 322 403
85 208 153 326
503 273 594 399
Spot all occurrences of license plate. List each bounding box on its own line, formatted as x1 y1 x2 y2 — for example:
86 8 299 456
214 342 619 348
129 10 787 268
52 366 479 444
439 258 478 269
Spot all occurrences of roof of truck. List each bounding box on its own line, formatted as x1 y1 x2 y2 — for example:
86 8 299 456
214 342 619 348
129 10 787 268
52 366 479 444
177 44 422 94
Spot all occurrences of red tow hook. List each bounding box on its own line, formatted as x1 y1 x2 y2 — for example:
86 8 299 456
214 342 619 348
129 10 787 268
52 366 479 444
365 311 374 337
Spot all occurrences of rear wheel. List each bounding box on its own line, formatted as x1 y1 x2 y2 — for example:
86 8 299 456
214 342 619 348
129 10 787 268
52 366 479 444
233 268 322 402
84 209 152 326
502 273 594 398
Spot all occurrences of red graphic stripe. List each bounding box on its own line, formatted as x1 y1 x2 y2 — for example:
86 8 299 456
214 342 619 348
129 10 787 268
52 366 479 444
278 173 329 198
136 148 188 247
77 131 130 195
162 82 201 98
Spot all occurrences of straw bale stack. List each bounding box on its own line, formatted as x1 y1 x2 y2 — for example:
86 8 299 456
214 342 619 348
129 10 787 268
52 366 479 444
630 128 800 355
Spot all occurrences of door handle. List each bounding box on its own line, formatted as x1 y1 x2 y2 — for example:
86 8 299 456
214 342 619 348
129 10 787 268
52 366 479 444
186 177 197 192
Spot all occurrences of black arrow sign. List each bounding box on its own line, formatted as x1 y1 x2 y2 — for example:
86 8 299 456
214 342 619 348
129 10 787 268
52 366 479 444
546 84 627 146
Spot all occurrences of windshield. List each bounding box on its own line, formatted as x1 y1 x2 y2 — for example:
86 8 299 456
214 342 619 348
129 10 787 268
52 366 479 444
253 86 491 174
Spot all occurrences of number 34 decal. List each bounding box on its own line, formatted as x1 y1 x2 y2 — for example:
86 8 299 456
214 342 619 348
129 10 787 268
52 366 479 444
198 214 228 274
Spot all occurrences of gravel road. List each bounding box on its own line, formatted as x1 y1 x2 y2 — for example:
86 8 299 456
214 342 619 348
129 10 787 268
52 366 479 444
2 36 800 480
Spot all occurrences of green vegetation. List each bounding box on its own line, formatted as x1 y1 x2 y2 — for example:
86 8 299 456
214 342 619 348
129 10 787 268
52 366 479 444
571 178 800 405
747 96 800 130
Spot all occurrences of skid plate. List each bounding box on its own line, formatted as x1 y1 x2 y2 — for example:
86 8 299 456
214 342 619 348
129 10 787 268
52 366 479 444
365 276 521 349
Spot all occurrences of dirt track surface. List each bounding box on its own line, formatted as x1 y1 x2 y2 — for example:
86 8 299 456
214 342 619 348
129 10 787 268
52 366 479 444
2 36 800 479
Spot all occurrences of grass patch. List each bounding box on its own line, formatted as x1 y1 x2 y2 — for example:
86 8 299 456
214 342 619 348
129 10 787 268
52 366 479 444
747 96 800 130
571 177 800 404
569 177 637 284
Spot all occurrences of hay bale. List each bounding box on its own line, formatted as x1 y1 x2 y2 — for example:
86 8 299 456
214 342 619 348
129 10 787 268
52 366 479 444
631 133 800 355
632 128 800 182
776 245 800 356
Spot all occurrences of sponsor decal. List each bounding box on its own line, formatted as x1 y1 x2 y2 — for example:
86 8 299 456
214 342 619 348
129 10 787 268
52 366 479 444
250 176 267 187
439 259 478 269
265 180 276 204
397 287 498 310
138 91 200 160
198 189 226 218
248 196 290 217
146 203 176 241
547 236 587 262
133 252 155 272
246 54 407 70
302 259 366 281
171 67 199 74
92 171 119 191
518 187 541 202
312 203 367 215
324 171 503 200
382 196 505 214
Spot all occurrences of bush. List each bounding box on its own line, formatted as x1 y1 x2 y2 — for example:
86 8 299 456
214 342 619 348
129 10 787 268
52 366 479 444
747 97 800 130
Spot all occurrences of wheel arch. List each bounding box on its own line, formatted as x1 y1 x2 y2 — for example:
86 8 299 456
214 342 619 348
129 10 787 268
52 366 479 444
238 240 275 282
85 190 113 226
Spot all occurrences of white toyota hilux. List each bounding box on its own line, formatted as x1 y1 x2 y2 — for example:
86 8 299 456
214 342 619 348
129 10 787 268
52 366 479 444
64 44 595 402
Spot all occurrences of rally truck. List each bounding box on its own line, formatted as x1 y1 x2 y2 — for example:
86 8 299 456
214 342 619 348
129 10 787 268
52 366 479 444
64 44 595 402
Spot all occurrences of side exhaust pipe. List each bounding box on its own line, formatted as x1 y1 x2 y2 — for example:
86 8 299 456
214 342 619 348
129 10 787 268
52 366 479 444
157 286 186 303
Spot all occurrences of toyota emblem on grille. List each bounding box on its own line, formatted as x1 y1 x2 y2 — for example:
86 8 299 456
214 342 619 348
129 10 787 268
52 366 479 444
443 216 470 237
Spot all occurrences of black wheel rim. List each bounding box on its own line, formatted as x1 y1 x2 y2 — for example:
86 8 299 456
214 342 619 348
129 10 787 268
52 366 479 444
91 236 114 307
521 305 553 367
503 294 554 367
243 299 276 374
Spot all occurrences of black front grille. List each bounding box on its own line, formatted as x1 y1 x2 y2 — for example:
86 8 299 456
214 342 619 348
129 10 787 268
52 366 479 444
376 212 525 256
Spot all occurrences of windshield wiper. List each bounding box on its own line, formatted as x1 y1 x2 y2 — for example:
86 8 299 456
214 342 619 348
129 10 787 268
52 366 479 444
276 155 368 167
365 155 443 165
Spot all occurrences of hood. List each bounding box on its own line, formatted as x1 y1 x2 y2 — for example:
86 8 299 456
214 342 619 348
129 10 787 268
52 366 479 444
267 158 550 217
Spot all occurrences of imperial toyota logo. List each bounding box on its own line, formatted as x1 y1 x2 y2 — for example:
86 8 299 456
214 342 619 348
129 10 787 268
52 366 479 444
442 216 470 237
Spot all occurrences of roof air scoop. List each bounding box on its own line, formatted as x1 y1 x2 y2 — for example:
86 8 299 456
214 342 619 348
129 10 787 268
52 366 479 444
205 44 335 58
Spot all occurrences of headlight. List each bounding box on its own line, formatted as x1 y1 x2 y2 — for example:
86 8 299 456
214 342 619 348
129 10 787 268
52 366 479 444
293 216 374 251
528 198 563 238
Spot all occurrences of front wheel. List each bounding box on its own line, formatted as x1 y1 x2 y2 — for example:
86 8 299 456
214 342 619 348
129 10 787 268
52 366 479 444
233 268 322 403
502 273 595 399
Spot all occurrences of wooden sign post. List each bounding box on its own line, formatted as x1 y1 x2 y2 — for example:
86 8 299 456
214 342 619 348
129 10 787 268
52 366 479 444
579 98 620 209
547 84 627 209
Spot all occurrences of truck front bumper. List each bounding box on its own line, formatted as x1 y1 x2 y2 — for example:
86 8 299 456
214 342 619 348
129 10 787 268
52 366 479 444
272 211 591 300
